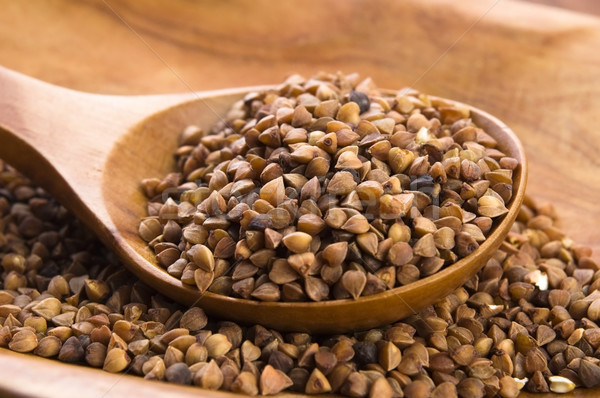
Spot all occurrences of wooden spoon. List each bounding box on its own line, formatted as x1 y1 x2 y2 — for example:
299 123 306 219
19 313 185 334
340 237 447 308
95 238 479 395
0 67 527 333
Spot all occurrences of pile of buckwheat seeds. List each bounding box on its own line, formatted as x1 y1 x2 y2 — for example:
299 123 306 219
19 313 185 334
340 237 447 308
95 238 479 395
3 162 600 397
2 83 600 398
140 72 517 302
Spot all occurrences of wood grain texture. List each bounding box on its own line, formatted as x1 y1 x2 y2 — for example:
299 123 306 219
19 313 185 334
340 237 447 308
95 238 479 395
518 0 600 17
0 0 599 396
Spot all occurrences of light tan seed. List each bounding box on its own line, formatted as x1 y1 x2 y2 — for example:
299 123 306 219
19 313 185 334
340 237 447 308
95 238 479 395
194 359 224 390
324 208 348 229
282 232 313 254
138 217 163 242
260 364 293 395
9 329 38 353
379 340 402 371
231 371 259 396
190 244 215 272
260 177 285 207
356 233 379 257
305 368 332 394
205 333 232 358
322 242 348 267
305 276 330 302
316 132 338 154
34 335 61 358
335 151 363 169
388 148 415 174
194 268 215 293
478 195 508 218
32 297 62 321
413 234 437 257
379 194 414 219
288 252 315 278
297 214 326 235
103 348 130 373
341 270 367 299
327 171 357 196
251 282 281 302
342 214 370 234
387 242 413 266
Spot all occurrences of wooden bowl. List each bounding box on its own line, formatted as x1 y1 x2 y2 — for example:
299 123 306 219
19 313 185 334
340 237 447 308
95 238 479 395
0 67 526 334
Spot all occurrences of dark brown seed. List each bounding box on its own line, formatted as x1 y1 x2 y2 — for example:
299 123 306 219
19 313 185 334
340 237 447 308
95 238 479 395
579 359 600 388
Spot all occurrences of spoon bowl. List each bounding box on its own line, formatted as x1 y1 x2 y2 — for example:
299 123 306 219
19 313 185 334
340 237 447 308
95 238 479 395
0 67 527 333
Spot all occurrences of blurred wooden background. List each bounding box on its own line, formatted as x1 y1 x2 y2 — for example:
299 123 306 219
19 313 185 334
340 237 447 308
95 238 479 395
523 0 600 16
0 1 600 397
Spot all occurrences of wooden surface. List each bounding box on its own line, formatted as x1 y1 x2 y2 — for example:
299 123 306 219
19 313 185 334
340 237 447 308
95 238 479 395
517 0 600 16
0 0 599 396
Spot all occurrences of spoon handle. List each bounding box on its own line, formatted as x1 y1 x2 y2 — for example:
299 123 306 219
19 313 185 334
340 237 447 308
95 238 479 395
0 66 195 216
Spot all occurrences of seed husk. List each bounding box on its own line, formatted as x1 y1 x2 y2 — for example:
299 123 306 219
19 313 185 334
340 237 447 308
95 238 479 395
260 177 285 207
33 335 61 358
204 190 227 217
185 343 208 366
340 371 369 398
269 259 299 284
